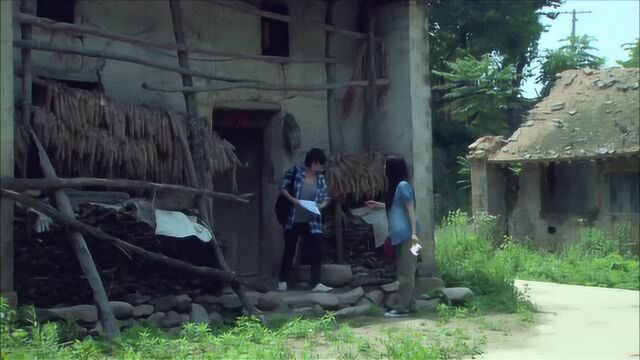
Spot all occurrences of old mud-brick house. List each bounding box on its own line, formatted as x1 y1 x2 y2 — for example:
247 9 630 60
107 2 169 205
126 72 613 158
0 0 436 319
469 68 639 252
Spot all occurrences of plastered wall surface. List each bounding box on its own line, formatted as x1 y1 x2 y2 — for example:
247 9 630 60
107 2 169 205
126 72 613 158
506 160 639 251
1 0 16 305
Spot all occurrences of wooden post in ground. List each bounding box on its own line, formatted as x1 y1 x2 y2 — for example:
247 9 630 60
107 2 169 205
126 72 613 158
19 0 36 176
168 0 260 317
325 0 341 152
325 0 345 264
30 131 120 340
334 200 344 263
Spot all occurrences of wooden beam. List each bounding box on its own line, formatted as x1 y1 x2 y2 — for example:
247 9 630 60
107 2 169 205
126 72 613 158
19 0 36 177
0 176 253 203
0 188 241 284
13 39 255 83
213 0 382 42
29 130 120 340
325 0 342 152
169 0 261 320
142 78 391 93
14 13 335 64
365 2 377 152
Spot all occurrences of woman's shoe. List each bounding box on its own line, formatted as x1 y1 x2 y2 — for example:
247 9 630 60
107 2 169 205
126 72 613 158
312 283 333 292
384 310 409 318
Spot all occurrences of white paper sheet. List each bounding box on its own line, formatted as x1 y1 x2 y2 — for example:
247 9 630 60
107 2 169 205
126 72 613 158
350 207 389 248
410 243 422 256
299 200 321 215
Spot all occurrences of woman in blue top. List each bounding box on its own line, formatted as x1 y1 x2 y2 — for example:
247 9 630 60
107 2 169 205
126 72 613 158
366 156 420 317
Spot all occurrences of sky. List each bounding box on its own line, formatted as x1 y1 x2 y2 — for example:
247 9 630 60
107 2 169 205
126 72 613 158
520 0 640 98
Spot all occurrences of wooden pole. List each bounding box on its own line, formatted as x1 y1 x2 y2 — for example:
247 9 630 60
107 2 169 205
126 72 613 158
142 79 391 93
0 189 244 284
0 176 253 203
212 0 382 42
365 2 377 153
13 39 255 83
29 130 120 340
325 0 341 153
14 13 335 64
325 0 344 264
334 200 344 263
19 0 36 177
168 0 260 318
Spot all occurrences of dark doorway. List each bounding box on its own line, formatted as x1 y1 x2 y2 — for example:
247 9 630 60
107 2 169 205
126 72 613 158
213 111 271 276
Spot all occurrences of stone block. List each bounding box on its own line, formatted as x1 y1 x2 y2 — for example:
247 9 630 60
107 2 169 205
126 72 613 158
132 305 154 318
190 304 209 324
337 287 365 306
152 295 178 313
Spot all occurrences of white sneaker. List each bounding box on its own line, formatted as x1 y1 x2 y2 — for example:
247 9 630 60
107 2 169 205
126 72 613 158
312 283 333 292
277 282 287 291
384 310 409 318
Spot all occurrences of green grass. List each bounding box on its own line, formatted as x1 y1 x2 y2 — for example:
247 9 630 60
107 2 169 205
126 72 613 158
5 210 635 359
435 211 536 318
0 299 491 360
436 211 640 295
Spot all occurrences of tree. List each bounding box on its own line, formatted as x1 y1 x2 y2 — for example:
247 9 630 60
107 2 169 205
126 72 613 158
427 0 560 219
433 53 526 135
537 35 605 97
430 0 561 87
617 39 640 68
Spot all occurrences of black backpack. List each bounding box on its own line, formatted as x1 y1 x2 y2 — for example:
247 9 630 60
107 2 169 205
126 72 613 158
275 166 298 226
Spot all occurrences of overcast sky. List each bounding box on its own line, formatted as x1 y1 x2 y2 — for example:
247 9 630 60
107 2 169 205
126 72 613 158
520 0 640 98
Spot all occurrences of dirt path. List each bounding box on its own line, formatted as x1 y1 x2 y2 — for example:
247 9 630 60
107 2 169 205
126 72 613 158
479 280 640 360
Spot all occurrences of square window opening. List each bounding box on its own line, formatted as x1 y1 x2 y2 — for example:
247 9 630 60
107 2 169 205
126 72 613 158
261 2 289 57
37 0 75 23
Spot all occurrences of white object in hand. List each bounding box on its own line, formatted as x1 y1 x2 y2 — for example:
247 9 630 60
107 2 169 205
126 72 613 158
410 243 422 256
298 200 321 215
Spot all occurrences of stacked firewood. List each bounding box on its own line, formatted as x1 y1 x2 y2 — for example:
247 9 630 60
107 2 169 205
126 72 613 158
13 206 223 308
322 210 395 281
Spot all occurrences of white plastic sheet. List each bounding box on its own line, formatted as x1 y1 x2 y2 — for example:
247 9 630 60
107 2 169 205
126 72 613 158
154 210 212 243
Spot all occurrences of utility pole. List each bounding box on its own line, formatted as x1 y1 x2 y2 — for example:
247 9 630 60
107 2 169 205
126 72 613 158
570 9 592 38
539 9 592 38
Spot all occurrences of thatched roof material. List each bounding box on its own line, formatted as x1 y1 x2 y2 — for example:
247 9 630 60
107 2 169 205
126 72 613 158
15 84 240 185
483 67 640 163
326 152 386 201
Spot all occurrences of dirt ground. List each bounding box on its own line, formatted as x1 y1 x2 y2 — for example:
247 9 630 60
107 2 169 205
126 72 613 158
290 311 527 359
480 280 640 360
288 280 640 359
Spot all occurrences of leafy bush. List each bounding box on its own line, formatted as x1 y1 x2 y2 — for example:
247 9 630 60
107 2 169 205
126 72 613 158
436 211 530 314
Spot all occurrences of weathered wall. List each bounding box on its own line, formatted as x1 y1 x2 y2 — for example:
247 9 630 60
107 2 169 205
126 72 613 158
14 0 368 278
374 0 436 273
1 0 17 306
505 159 639 251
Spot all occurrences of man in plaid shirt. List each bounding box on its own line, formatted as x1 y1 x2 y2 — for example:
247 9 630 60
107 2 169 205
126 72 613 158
278 148 332 292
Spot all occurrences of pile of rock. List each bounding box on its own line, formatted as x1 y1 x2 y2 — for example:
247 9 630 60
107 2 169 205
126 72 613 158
33 264 472 337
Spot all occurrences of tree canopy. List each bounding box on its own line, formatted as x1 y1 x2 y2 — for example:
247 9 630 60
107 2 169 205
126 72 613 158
617 39 640 68
537 35 605 97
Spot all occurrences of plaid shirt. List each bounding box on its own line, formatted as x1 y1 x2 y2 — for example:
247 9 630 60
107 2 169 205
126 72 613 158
281 164 328 234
